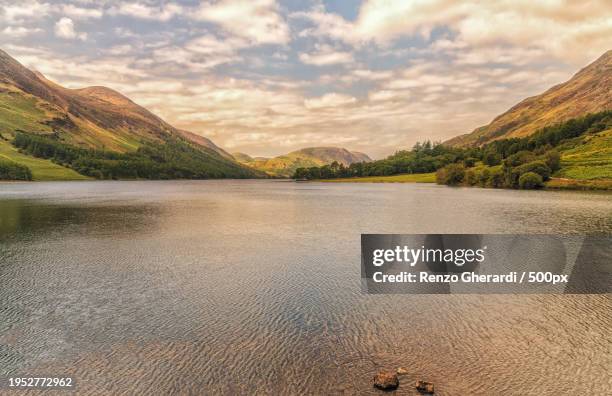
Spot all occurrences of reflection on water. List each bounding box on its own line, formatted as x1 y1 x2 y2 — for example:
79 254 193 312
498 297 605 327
0 200 161 242
0 181 611 395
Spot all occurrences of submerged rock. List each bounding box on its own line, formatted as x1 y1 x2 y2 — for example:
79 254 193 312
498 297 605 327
415 380 434 394
373 371 399 390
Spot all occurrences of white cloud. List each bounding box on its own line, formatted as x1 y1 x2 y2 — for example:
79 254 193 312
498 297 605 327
60 4 103 20
155 46 239 71
148 34 250 72
110 2 182 21
299 44 353 66
9 47 146 89
54 17 87 40
353 69 393 80
304 93 356 109
368 90 408 102
106 44 133 56
292 5 353 41
2 26 42 38
454 46 545 66
194 0 289 45
0 2 50 24
185 34 248 55
295 0 612 64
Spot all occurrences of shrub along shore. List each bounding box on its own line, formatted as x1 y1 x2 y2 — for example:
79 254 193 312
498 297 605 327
0 159 32 180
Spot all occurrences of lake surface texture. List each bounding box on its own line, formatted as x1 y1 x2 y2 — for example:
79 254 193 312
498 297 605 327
1 181 610 395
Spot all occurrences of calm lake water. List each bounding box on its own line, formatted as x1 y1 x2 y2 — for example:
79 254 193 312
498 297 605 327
1 180 611 395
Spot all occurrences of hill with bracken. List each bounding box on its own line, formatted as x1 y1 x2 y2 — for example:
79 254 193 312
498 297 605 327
234 147 371 177
0 49 259 180
446 50 612 147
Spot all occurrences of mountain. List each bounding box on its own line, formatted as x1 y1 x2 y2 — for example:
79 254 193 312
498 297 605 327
0 49 259 179
446 50 612 147
234 147 372 177
175 129 234 159
232 152 256 163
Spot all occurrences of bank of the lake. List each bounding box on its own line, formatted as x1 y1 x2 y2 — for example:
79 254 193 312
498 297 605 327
313 172 612 190
545 177 612 190
316 172 436 183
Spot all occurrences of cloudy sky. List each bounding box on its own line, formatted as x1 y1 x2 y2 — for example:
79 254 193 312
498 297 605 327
0 0 610 158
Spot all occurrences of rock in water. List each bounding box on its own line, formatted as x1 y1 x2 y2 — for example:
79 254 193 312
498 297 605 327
373 371 399 390
415 380 435 394
397 367 409 375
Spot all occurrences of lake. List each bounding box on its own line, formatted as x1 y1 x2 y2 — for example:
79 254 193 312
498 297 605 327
1 180 610 394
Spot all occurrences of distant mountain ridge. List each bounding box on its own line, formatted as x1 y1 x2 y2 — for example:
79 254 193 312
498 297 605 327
0 48 258 179
446 50 612 147
175 129 234 160
234 147 372 177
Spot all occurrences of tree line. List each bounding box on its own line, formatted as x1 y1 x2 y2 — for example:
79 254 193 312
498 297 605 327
293 111 611 190
11 132 257 180
293 141 477 180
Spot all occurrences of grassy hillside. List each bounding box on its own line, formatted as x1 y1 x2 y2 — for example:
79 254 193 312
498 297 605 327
0 84 57 135
0 138 88 180
232 152 256 163
0 48 260 180
447 50 612 147
555 128 612 179
441 112 612 190
236 147 371 177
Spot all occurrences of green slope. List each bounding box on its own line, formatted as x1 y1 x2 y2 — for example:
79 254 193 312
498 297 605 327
0 139 89 181
446 50 612 147
0 85 56 135
0 49 260 180
232 152 255 163
556 128 612 180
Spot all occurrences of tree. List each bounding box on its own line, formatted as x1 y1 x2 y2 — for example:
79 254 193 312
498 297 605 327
0 159 32 180
504 151 536 167
515 160 551 179
465 168 479 185
482 151 501 166
518 172 543 189
544 150 561 172
463 157 477 167
486 168 504 188
293 167 309 179
436 163 465 186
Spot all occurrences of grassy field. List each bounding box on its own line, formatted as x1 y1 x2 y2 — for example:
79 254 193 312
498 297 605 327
555 128 612 180
0 139 89 181
318 172 436 183
545 178 612 190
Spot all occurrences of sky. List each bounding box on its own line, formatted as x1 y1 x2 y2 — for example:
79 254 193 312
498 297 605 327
0 1 610 158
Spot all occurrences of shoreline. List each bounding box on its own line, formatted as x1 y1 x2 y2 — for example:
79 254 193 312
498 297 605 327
315 173 436 184
310 173 612 191
1 175 611 191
